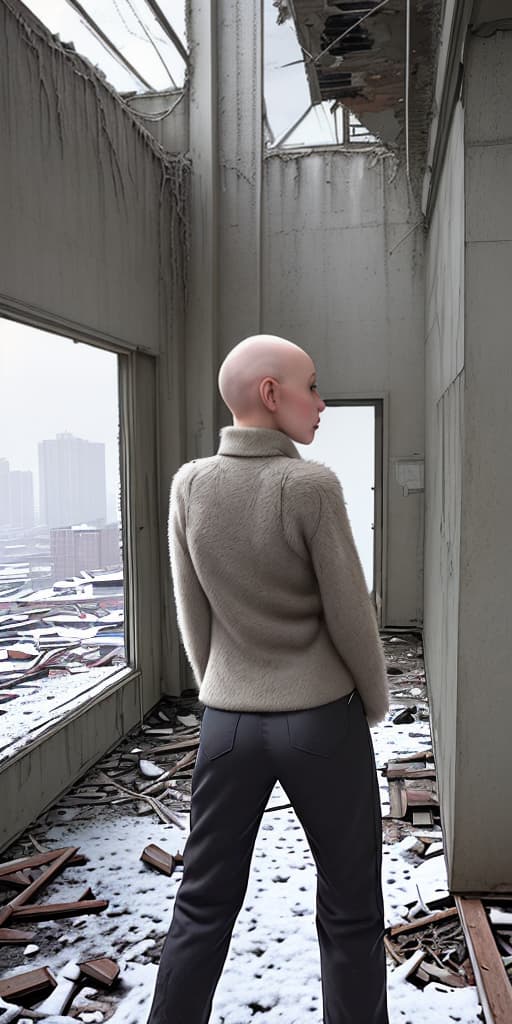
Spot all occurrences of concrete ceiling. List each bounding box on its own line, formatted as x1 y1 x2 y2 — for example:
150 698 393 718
285 0 439 151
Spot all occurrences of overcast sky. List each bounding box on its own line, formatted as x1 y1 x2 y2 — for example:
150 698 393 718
0 319 120 513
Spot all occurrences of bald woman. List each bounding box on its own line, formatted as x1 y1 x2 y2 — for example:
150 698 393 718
147 335 390 1024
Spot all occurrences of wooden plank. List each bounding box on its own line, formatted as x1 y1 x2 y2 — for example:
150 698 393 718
389 907 459 937
0 847 79 928
79 957 120 987
0 926 36 944
0 871 35 890
405 788 439 807
148 737 200 755
388 780 407 817
97 772 185 828
386 766 437 780
141 844 175 876
0 966 56 1003
12 898 109 921
456 896 512 1024
0 848 76 879
389 750 434 764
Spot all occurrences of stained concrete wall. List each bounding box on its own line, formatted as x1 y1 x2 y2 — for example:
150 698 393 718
187 0 425 627
0 1 185 356
424 8 512 890
424 102 465 881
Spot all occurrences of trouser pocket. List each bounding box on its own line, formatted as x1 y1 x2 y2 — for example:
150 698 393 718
200 707 241 760
286 695 352 757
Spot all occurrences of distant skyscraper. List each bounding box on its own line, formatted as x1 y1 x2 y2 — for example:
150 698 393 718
0 458 9 526
51 522 122 581
9 469 34 529
39 432 107 529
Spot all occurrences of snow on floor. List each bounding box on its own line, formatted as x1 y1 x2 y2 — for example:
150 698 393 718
0 667 121 761
1 709 483 1024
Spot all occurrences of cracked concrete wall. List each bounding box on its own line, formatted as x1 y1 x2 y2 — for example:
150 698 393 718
188 0 425 628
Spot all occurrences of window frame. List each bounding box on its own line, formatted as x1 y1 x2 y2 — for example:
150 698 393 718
0 311 163 849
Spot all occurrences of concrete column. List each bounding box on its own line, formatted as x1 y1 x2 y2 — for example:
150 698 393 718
216 0 263 370
186 0 263 450
185 0 219 458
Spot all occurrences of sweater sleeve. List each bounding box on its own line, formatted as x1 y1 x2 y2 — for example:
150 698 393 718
168 469 211 685
287 466 389 726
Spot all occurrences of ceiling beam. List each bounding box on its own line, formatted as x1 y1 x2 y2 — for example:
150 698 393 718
63 0 154 91
144 0 188 65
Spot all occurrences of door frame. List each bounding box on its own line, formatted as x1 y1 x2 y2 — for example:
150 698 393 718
321 396 386 627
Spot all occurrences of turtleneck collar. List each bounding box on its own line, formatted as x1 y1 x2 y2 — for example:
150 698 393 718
218 426 301 460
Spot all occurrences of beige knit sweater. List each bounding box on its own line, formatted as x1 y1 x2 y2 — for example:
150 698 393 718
169 427 389 725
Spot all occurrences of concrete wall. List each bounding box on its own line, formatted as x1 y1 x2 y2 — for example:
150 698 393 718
0 671 141 851
424 8 512 890
424 102 465 880
187 0 426 627
262 152 425 625
454 24 512 890
0 1 185 356
126 90 189 154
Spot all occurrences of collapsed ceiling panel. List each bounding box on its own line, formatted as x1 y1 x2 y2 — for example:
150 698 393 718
283 0 438 150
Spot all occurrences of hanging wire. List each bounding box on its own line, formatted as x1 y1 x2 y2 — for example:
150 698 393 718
313 0 393 65
63 0 154 89
143 0 188 65
112 0 148 40
129 91 185 122
282 0 393 69
122 0 178 88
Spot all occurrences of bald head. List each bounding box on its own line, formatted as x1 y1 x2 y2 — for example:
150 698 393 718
218 334 311 419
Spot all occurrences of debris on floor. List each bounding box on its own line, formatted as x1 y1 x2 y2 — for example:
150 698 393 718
140 845 182 878
0 647 488 1023
0 846 108 942
456 896 512 1024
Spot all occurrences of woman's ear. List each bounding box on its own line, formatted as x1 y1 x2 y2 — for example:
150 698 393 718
259 376 279 412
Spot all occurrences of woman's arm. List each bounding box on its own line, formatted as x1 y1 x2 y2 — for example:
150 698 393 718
168 469 211 685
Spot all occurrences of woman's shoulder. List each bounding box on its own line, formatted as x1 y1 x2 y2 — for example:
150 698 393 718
172 455 218 495
284 457 341 495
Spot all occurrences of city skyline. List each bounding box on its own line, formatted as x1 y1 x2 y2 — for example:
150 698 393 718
0 318 120 522
39 432 107 529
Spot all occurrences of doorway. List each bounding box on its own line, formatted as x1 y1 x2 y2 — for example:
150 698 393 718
297 400 383 620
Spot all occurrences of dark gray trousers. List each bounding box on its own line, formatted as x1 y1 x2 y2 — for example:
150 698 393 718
147 691 388 1024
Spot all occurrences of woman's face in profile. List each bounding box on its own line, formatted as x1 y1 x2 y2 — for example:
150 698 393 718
274 354 325 445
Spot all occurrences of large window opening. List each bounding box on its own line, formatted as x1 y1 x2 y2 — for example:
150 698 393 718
264 0 379 150
20 0 188 94
0 319 128 759
297 401 383 611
